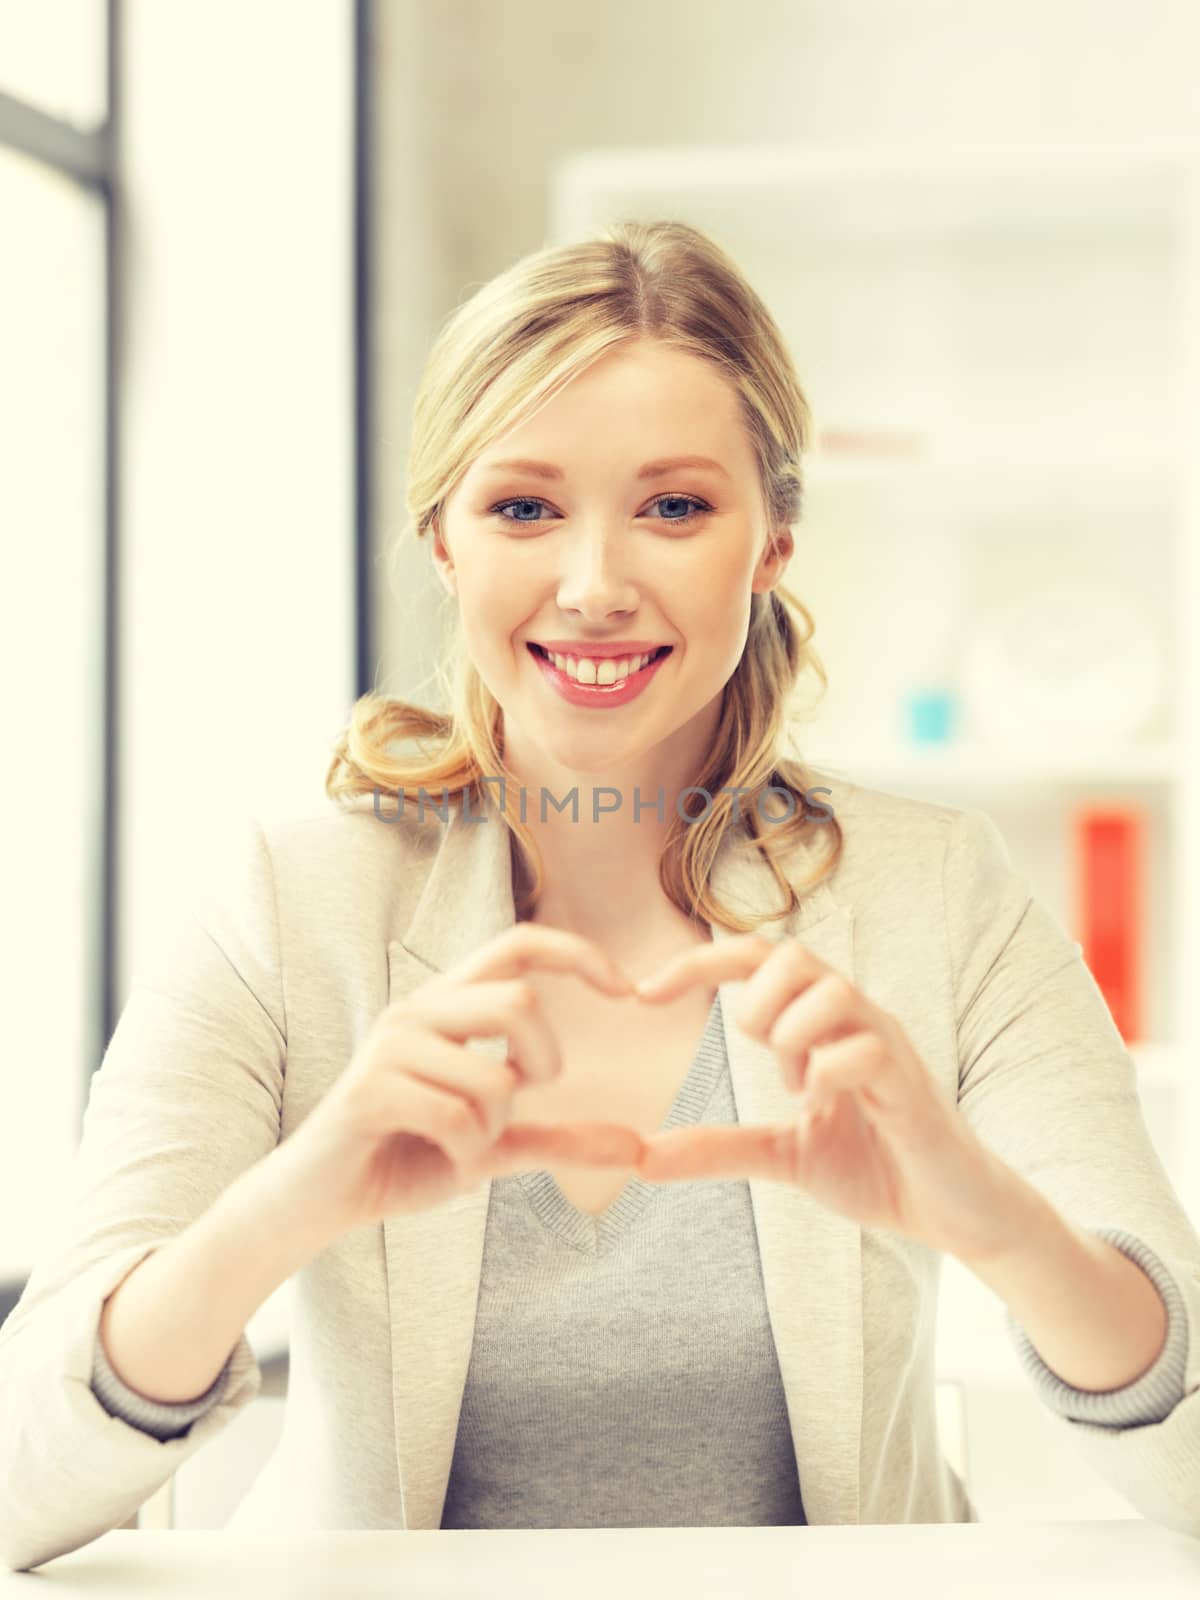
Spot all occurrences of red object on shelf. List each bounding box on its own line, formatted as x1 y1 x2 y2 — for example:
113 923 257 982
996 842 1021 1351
1072 806 1144 1044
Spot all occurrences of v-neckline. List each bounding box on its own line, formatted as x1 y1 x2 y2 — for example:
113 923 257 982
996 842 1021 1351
514 992 726 1254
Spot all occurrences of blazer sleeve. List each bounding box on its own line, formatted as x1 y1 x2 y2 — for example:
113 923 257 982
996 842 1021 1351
944 803 1200 1540
0 815 287 1572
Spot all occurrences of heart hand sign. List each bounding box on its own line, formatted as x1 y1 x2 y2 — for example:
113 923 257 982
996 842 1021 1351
630 935 1016 1263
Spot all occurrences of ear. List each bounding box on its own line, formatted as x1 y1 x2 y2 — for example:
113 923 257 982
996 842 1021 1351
751 525 794 593
430 515 457 597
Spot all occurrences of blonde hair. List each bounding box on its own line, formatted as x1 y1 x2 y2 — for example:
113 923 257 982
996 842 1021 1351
326 219 844 934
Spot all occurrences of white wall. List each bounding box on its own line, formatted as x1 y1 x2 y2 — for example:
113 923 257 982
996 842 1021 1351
119 0 355 993
116 1 354 1359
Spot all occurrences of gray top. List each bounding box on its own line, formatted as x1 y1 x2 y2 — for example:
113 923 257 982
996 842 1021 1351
91 990 1191 1524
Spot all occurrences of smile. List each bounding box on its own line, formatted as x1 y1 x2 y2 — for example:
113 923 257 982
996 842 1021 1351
526 642 672 707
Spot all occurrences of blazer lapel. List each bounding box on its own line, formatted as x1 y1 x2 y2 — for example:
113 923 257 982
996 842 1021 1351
381 790 862 1529
707 832 863 1528
381 791 514 1533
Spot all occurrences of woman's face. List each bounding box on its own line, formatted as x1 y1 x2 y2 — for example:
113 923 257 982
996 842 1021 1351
433 337 794 786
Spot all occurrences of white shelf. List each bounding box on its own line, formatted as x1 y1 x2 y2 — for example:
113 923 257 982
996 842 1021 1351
554 139 1200 240
806 741 1181 789
804 451 1178 485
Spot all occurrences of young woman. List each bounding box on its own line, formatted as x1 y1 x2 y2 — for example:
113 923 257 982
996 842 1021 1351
2 221 1198 1571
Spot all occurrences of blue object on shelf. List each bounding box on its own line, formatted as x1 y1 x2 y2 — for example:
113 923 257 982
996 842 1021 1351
906 689 957 745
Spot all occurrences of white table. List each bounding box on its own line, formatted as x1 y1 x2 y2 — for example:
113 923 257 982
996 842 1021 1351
4 1521 1199 1595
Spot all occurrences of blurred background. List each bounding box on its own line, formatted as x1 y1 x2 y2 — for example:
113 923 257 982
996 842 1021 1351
2 0 1199 1531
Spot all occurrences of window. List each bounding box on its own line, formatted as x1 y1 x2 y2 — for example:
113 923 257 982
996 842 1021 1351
0 0 107 128
0 2 113 1305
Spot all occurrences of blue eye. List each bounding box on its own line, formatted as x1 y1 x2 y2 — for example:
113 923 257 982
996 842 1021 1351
488 493 712 528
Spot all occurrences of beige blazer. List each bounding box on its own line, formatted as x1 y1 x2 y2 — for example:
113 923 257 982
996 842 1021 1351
3 773 1199 1571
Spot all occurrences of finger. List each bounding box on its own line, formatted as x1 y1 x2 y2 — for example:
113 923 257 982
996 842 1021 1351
805 1031 900 1115
456 921 635 998
486 1120 646 1178
390 1061 645 1180
635 1124 797 1185
768 974 864 1082
733 942 830 1043
394 1028 522 1142
405 981 561 1083
390 1071 498 1174
633 935 776 1002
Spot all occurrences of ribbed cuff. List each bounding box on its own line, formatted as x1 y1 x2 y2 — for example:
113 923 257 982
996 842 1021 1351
1005 1225 1190 1428
91 1332 235 1442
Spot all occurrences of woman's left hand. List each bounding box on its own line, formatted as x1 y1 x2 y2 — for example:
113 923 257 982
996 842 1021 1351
633 935 1018 1261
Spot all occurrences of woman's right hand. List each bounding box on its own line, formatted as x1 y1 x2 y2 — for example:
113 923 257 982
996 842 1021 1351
273 922 644 1237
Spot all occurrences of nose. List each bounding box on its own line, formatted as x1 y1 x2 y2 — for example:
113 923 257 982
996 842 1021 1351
554 523 640 621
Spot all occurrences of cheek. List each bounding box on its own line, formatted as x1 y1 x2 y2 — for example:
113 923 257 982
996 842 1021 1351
692 591 751 644
454 593 531 687
687 598 755 680
683 540 758 601
454 564 518 626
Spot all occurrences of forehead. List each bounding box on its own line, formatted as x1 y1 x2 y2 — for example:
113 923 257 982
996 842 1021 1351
471 344 752 479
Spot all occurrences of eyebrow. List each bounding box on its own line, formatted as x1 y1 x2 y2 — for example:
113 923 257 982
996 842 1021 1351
477 454 732 482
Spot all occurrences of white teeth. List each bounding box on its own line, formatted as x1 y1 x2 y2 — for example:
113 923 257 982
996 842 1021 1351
547 649 655 683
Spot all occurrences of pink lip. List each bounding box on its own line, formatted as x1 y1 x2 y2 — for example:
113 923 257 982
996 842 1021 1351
526 642 671 707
